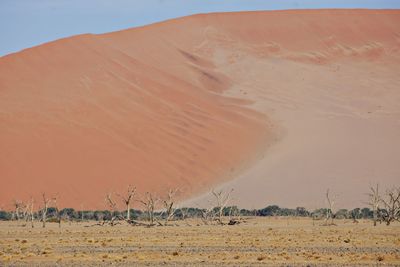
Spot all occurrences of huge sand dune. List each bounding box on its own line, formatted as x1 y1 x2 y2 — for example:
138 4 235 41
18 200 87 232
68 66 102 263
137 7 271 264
1 10 399 209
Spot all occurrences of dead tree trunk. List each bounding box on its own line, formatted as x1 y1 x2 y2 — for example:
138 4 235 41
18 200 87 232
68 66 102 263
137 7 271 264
105 193 121 226
201 205 214 225
367 184 380 226
41 193 51 228
117 185 136 221
228 206 241 225
162 189 178 225
53 195 61 228
380 186 400 226
27 197 35 228
212 189 233 225
139 192 158 226
325 189 336 226
80 204 84 222
13 200 27 221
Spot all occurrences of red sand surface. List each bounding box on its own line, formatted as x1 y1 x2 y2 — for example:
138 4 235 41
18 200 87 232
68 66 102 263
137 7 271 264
1 10 399 209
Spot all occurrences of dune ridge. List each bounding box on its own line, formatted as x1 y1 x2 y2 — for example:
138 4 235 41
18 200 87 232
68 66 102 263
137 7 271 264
1 9 399 209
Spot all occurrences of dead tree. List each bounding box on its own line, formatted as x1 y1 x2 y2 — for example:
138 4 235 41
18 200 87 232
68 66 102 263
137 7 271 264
212 188 233 225
117 185 136 221
367 184 381 226
41 193 51 228
139 192 159 226
200 205 214 225
14 200 24 221
13 200 29 221
12 199 33 227
162 189 178 225
324 189 337 226
228 206 241 225
380 186 400 225
26 197 35 228
105 193 121 226
53 195 62 228
80 204 85 222
106 193 117 211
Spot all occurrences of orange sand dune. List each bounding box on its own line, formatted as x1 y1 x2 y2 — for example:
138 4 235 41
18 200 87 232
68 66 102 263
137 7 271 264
1 10 399 209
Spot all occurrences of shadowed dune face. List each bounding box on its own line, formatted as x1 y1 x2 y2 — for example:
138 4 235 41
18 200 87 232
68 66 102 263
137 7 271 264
1 10 400 209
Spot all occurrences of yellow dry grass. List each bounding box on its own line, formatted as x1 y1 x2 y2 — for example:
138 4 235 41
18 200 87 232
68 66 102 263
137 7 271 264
0 217 399 266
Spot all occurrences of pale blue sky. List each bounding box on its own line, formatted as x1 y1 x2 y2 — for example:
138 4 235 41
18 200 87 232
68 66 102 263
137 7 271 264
1 0 399 56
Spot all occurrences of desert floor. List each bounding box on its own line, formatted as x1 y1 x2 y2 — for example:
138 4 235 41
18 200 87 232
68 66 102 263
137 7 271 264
0 217 399 266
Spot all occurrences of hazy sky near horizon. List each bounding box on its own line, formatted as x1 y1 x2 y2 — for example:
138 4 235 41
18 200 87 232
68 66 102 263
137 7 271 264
1 0 399 56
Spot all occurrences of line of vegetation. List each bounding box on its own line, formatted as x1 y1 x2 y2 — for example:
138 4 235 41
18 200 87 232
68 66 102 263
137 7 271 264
0 184 398 227
0 205 382 221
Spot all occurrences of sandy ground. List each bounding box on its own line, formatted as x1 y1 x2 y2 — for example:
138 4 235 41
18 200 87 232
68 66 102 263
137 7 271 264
0 218 399 266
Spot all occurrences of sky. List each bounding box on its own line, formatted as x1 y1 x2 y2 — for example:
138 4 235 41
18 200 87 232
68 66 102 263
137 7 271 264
0 0 399 56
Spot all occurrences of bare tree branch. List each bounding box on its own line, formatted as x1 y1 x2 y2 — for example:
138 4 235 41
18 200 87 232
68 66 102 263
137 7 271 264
105 192 122 226
162 188 178 225
52 194 62 228
41 193 52 228
138 192 159 226
117 185 136 221
212 188 233 225
379 186 400 225
324 189 337 226
367 184 380 226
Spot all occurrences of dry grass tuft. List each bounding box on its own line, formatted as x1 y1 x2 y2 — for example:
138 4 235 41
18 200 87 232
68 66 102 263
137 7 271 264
257 255 266 261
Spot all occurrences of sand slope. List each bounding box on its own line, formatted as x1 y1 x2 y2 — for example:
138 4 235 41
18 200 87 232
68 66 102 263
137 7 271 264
1 10 399 209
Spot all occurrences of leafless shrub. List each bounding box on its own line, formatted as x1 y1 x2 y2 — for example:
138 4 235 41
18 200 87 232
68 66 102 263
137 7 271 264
379 186 400 225
139 192 159 226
